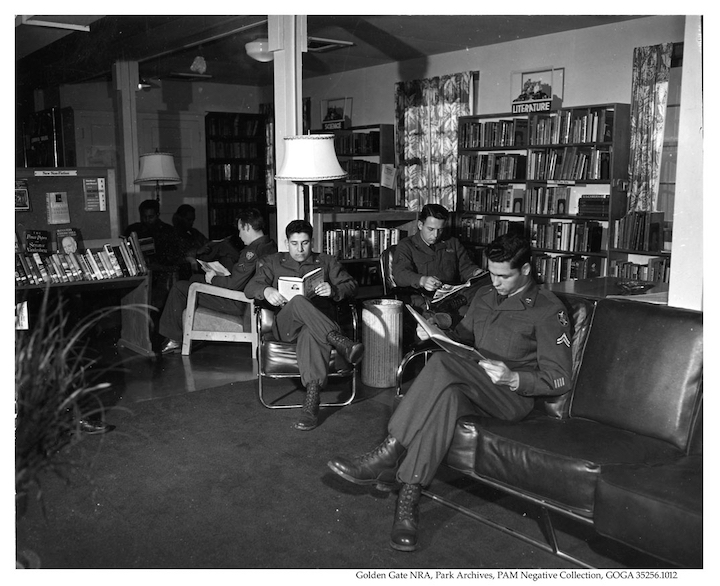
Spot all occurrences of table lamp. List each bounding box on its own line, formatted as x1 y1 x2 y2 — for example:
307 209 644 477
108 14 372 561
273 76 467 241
275 134 347 221
134 151 181 203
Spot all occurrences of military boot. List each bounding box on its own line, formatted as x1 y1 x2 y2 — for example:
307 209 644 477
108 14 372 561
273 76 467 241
327 436 405 490
390 483 422 552
294 382 321 431
326 330 364 365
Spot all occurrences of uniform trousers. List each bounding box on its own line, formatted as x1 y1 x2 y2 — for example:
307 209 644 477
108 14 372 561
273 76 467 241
158 275 249 342
389 352 534 487
274 295 342 388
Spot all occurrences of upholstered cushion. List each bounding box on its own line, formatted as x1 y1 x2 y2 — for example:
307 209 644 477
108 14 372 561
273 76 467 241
445 414 683 516
571 299 703 451
595 456 702 567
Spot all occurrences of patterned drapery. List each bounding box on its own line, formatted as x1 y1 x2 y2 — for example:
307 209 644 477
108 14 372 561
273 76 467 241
627 43 673 212
395 72 471 211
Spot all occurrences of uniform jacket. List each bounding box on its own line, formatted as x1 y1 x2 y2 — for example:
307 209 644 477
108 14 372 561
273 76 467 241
245 251 358 303
209 235 277 292
393 231 481 289
454 281 573 397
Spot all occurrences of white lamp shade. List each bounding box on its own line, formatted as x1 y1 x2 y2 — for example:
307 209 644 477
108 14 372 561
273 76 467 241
134 152 181 185
245 38 273 62
275 135 347 183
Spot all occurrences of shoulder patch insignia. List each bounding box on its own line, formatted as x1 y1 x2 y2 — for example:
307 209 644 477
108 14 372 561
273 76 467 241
556 333 571 348
245 251 255 260
557 309 569 327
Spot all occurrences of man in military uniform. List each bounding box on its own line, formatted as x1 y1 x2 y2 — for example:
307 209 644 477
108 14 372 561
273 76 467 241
392 203 487 329
158 208 276 354
244 219 363 431
328 233 572 552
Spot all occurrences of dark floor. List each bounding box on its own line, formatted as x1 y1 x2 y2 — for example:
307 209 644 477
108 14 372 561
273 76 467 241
15 327 675 573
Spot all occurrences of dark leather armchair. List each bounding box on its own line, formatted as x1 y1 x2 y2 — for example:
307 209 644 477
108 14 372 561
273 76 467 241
255 301 359 409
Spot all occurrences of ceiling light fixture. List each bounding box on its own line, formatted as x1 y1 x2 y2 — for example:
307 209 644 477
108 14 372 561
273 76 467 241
245 38 273 62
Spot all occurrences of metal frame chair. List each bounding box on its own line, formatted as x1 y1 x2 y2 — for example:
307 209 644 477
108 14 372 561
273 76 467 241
255 301 359 409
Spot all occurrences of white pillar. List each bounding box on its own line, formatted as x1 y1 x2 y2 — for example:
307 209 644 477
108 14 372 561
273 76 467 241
667 16 703 310
269 15 307 250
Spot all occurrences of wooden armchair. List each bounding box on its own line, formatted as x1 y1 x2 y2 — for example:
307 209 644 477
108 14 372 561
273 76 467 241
181 282 257 358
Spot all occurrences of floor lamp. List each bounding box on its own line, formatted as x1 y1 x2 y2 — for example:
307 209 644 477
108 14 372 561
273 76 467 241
275 135 347 223
134 151 181 203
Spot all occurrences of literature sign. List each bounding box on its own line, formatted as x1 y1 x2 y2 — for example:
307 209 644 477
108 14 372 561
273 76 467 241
511 67 564 114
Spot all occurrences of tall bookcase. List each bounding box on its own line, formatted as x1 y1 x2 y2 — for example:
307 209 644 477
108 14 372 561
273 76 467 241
310 123 416 298
205 112 268 240
456 103 631 284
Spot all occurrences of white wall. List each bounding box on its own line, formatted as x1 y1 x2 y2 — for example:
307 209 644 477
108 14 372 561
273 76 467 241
302 16 685 126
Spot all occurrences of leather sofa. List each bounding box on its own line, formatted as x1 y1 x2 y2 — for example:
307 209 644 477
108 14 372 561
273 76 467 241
423 294 703 568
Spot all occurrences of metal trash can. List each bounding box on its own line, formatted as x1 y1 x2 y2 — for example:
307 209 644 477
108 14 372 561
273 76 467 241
361 299 404 388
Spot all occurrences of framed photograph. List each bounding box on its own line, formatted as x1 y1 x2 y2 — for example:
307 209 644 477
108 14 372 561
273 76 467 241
321 97 352 130
15 180 31 211
511 67 564 113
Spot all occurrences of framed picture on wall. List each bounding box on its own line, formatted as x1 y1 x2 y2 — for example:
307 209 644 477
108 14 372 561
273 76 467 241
510 67 564 113
321 97 352 130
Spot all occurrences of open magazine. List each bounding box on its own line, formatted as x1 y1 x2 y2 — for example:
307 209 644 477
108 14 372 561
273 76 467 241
406 305 487 362
431 270 489 304
198 259 231 276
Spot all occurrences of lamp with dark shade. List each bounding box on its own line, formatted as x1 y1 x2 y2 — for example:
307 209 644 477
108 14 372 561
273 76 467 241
275 134 347 221
134 152 181 202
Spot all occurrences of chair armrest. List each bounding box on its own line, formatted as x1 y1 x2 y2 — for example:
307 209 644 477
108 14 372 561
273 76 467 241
187 282 252 304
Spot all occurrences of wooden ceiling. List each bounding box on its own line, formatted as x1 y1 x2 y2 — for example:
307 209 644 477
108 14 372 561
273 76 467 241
16 15 644 91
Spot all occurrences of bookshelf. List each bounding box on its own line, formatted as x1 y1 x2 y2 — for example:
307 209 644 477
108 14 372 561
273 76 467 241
456 103 631 284
205 112 268 240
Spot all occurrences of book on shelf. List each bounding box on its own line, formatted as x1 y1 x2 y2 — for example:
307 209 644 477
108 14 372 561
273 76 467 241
406 306 487 362
277 267 323 301
431 271 489 305
23 229 50 254
55 227 84 253
198 259 231 276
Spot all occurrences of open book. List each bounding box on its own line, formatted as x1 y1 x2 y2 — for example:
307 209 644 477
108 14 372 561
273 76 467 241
407 305 487 362
198 259 231 276
278 266 324 300
431 270 488 305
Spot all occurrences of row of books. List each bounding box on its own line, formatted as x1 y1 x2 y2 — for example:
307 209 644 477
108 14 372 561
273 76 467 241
207 139 261 160
459 118 529 149
461 185 524 214
207 185 265 206
577 194 610 217
530 219 606 253
15 233 147 287
208 162 263 182
334 131 381 156
206 115 263 138
458 153 527 182
535 254 606 284
312 184 381 209
614 211 666 252
528 108 615 146
609 258 670 283
340 159 380 182
323 226 404 260
527 146 611 182
458 218 525 245
524 186 571 215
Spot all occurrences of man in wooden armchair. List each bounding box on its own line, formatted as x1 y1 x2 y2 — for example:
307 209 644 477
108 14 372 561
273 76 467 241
158 208 276 354
244 219 364 431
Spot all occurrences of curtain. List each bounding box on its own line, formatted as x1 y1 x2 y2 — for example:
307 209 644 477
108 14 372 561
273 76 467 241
627 43 673 212
395 72 471 211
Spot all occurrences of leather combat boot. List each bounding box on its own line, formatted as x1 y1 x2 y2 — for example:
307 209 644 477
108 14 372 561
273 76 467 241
327 436 406 490
294 382 321 431
326 330 364 365
390 483 422 552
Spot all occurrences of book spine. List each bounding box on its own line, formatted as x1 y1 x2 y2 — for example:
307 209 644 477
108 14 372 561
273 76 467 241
103 244 124 277
85 250 104 280
118 239 137 276
32 253 51 283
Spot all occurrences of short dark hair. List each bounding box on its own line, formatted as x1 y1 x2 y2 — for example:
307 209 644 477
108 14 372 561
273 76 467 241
237 208 265 232
175 204 195 217
419 203 450 223
484 233 532 269
139 199 159 214
286 219 313 240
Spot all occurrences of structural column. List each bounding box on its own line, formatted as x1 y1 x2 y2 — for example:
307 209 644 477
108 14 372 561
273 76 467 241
269 15 307 249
